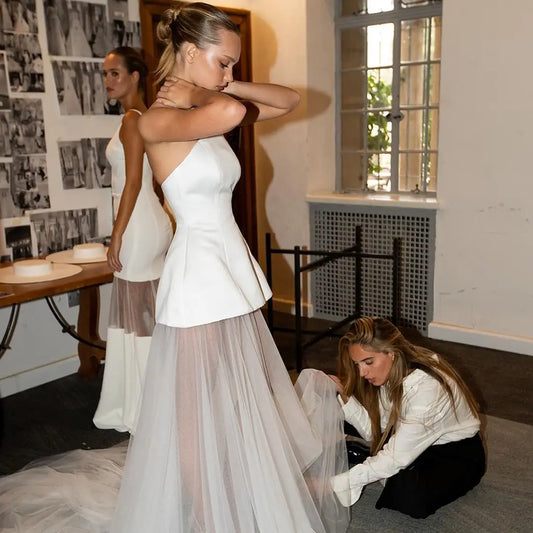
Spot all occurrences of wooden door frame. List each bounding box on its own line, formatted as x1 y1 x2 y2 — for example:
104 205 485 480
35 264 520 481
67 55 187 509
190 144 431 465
138 1 258 256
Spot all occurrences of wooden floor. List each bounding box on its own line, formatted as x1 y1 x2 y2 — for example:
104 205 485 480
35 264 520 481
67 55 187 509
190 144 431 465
0 312 531 475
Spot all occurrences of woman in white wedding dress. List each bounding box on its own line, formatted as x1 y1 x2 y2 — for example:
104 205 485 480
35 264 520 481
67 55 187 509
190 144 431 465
110 4 349 532
93 47 172 434
0 3 349 533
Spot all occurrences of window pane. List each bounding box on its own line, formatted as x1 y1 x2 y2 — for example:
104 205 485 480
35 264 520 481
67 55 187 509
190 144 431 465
367 111 392 153
429 63 440 105
399 109 424 151
341 153 366 190
367 153 391 191
428 109 439 150
341 70 365 109
341 27 366 69
398 152 422 192
401 18 430 63
426 153 437 192
367 23 394 68
431 17 441 60
400 64 427 106
341 112 365 151
367 68 392 110
341 0 394 16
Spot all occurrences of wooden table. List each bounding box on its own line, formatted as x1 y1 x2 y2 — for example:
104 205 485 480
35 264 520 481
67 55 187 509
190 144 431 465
0 261 113 378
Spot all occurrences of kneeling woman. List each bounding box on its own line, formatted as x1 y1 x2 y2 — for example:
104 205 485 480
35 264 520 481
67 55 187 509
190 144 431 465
330 317 485 518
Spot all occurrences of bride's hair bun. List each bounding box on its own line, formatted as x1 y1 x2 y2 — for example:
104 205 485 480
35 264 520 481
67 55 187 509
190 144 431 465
156 6 181 46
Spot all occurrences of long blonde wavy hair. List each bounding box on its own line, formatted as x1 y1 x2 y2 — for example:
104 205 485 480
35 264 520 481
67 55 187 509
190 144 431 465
155 2 240 84
338 317 480 455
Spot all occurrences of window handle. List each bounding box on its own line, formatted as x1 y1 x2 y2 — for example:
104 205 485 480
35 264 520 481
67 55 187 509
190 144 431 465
386 111 405 121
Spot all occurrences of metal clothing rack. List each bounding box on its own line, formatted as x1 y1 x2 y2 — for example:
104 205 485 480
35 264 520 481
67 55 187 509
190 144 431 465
265 226 401 371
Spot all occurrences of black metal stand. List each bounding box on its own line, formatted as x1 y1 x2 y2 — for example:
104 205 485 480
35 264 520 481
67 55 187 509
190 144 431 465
0 304 20 357
0 297 105 359
45 296 105 350
266 227 401 371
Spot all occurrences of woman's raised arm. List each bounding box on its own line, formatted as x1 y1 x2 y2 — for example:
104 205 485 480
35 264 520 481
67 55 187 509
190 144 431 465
222 81 300 124
138 78 246 144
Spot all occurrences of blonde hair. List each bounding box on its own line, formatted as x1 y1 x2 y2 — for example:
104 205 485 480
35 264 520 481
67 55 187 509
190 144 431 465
155 2 240 84
338 317 480 455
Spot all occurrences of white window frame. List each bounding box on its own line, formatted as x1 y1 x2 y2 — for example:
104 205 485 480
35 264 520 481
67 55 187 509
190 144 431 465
335 0 443 195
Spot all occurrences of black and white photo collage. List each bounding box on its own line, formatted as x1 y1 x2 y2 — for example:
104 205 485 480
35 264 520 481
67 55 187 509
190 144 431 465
0 1 133 262
46 0 141 115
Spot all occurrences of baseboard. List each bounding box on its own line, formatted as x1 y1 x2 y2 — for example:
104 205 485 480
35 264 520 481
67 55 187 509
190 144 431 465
428 321 533 356
270 297 314 317
0 355 79 398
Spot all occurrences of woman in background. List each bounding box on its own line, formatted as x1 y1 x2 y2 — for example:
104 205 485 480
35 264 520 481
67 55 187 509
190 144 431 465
93 46 172 434
330 317 485 518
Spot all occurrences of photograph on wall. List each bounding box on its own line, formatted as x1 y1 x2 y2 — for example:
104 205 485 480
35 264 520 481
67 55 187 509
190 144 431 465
58 140 85 189
0 53 9 109
107 0 141 49
10 98 46 154
78 61 106 115
52 60 113 115
0 216 37 261
0 162 23 218
0 111 11 156
0 0 38 35
108 0 128 22
51 60 82 115
4 224 32 259
109 19 141 49
11 154 50 210
30 207 98 255
5 32 44 92
81 137 111 188
44 0 110 58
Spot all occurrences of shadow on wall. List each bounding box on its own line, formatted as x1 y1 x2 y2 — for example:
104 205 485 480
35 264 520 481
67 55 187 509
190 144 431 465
251 15 332 312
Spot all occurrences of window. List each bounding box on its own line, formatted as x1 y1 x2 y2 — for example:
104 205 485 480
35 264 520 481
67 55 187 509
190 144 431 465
336 0 442 194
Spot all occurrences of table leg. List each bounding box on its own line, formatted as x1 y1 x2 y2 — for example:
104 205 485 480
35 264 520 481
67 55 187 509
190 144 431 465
77 286 106 378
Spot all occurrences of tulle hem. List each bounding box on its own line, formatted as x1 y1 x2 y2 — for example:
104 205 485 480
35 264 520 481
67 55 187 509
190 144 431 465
111 311 350 533
0 312 350 533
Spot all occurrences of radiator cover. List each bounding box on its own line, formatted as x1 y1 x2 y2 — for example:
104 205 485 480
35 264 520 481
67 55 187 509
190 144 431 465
310 203 435 333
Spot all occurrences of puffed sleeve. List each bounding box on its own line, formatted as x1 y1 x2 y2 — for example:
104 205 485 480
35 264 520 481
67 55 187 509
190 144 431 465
338 395 373 442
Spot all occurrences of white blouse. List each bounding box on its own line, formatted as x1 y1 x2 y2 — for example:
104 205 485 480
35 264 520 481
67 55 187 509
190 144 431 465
332 366 480 506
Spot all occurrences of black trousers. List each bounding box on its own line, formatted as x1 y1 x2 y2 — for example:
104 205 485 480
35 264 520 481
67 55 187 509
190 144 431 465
375 433 486 519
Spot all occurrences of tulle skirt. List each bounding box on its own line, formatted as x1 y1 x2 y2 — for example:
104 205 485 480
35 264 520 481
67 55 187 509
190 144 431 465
111 310 350 533
93 278 159 434
0 311 350 533
0 443 128 532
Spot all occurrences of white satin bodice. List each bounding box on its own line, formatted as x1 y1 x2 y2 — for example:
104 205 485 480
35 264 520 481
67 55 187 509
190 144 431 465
105 112 172 281
157 136 271 327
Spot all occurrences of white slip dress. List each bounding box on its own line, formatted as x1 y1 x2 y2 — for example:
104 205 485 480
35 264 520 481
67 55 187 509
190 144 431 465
93 110 173 434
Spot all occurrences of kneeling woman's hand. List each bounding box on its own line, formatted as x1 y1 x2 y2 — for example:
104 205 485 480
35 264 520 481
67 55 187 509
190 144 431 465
328 374 349 404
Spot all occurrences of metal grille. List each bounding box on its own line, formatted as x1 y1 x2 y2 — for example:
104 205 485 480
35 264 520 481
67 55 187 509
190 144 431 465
310 204 435 333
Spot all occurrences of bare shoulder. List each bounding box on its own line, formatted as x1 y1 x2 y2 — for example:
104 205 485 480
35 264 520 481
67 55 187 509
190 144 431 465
119 110 143 143
121 109 142 127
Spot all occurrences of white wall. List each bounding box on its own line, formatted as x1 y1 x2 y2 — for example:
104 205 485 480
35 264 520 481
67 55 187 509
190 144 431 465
429 0 533 355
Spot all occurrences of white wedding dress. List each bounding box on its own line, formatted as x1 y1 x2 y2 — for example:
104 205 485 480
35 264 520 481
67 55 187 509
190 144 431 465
0 136 349 533
93 110 172 434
